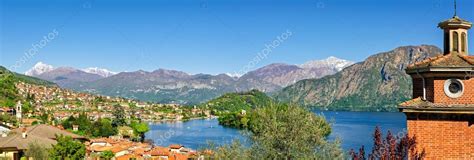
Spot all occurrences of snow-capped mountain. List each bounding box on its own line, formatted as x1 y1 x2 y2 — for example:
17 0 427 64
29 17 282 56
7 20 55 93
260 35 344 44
225 72 242 78
25 62 54 76
82 67 117 78
300 56 354 71
25 62 116 78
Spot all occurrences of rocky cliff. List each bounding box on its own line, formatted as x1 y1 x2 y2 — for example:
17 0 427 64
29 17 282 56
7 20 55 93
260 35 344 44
274 45 442 111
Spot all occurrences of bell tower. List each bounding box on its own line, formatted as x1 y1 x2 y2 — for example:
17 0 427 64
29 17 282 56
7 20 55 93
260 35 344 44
399 1 474 159
15 101 22 120
438 1 471 55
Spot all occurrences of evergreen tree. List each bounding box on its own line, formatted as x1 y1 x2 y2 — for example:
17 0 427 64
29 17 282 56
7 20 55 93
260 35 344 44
112 104 126 127
49 135 86 160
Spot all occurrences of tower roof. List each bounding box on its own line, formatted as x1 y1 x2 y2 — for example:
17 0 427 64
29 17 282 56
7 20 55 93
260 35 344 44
438 16 472 29
406 53 474 73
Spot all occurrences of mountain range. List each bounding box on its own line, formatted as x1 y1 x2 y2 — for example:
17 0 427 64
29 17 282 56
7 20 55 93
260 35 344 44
6 45 444 111
24 57 353 104
274 45 442 111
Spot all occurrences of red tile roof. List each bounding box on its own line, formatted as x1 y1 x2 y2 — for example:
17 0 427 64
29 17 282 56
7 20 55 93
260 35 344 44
169 144 183 149
169 153 190 160
407 53 474 70
399 97 474 109
149 147 170 156
116 154 143 160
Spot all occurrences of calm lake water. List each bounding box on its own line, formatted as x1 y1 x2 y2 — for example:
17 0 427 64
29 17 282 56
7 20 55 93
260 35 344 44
145 111 406 151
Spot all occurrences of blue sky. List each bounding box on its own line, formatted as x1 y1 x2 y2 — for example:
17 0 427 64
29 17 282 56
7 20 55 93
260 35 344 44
1 0 473 75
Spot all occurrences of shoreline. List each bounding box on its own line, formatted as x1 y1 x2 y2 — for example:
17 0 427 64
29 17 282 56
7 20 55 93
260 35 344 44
143 116 218 124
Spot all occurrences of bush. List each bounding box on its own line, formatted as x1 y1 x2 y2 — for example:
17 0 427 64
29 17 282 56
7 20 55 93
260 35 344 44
25 142 49 160
210 103 343 159
49 135 86 160
349 126 425 160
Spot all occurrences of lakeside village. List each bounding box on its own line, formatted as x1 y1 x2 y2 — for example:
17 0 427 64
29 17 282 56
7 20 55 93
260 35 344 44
0 81 215 160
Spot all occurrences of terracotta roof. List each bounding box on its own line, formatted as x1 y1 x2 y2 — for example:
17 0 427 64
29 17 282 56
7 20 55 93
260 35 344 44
399 97 474 111
1 124 86 150
169 153 190 160
169 144 183 149
116 154 143 160
110 146 128 153
131 148 146 155
149 147 170 156
10 124 86 140
0 133 57 150
406 53 474 70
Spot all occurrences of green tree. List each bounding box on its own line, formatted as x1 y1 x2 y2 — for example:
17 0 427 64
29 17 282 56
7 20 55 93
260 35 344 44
92 118 116 137
25 93 36 114
0 114 17 124
25 142 49 160
61 115 76 129
49 135 86 160
75 112 92 132
22 102 32 114
211 140 251 160
101 150 115 160
39 112 50 124
211 103 343 159
248 103 337 159
130 121 150 142
112 104 126 127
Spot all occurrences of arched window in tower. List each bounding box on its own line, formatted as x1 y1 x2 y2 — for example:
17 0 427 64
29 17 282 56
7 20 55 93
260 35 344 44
453 32 459 52
461 32 466 52
444 31 450 53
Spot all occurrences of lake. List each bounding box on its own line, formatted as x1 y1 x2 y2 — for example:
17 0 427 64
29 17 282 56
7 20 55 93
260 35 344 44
145 111 406 151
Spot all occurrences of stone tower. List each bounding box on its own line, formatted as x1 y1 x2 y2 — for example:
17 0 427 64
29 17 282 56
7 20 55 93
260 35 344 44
399 3 474 159
15 101 22 120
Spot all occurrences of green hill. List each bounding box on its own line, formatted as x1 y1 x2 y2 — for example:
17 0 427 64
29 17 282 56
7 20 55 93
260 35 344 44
201 89 273 113
0 66 56 107
0 66 56 86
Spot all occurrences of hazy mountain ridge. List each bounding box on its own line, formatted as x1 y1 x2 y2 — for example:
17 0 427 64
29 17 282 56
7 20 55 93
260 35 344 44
24 57 351 104
274 45 442 111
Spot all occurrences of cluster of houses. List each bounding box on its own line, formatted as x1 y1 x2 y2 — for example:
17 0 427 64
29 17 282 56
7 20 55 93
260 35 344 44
0 80 216 160
0 124 209 160
12 82 210 124
87 137 208 160
0 124 87 159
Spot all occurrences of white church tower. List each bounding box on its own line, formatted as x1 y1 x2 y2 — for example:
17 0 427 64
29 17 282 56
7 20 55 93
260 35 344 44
15 101 22 120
